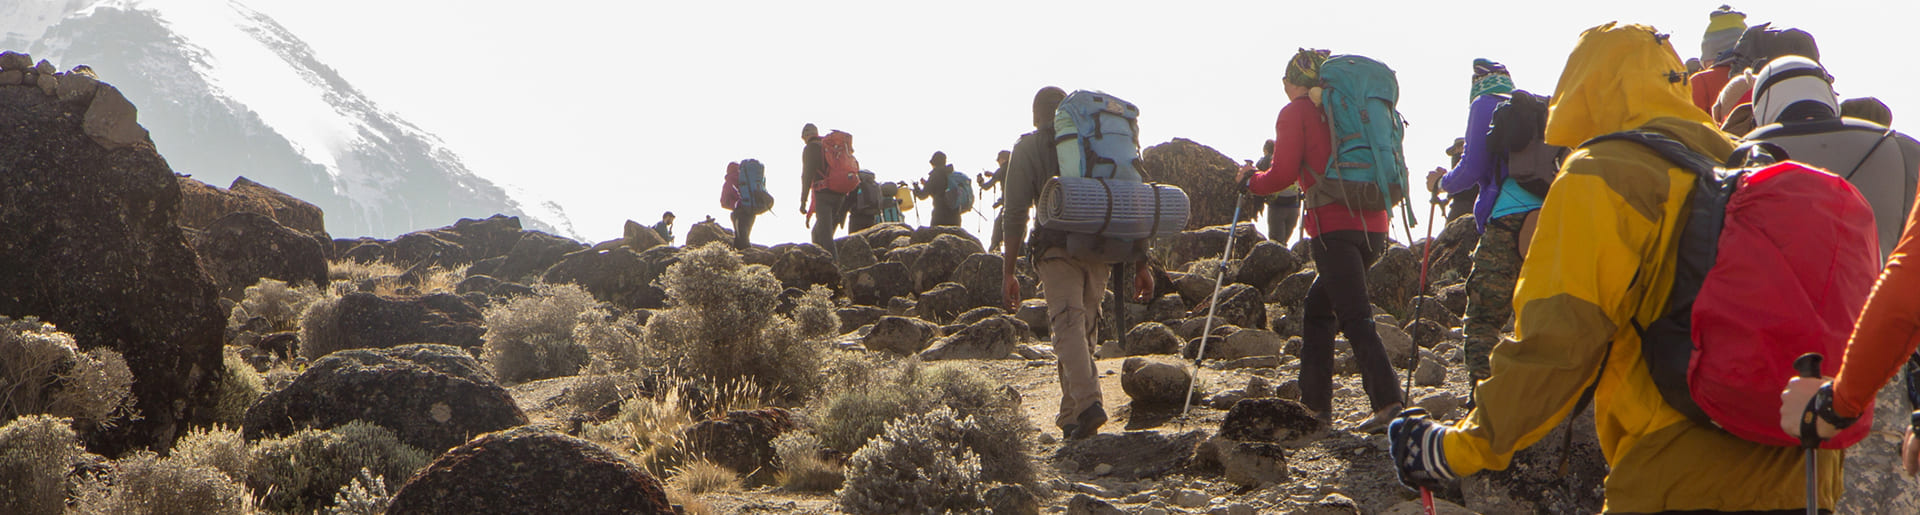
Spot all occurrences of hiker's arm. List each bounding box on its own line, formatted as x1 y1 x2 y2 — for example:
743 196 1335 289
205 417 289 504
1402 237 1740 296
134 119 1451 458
1440 97 1497 194
1442 148 1659 476
1830 191 1920 419
1248 105 1307 195
801 143 825 207
1002 136 1043 308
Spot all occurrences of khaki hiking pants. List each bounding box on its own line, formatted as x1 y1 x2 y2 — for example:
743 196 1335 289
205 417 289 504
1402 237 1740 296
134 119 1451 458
1037 247 1106 430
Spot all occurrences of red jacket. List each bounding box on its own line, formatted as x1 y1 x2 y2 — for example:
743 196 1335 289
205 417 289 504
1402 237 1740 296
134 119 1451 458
1690 65 1731 115
1248 95 1390 236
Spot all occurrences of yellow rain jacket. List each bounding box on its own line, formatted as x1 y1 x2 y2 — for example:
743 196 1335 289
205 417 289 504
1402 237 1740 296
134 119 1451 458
1442 22 1840 513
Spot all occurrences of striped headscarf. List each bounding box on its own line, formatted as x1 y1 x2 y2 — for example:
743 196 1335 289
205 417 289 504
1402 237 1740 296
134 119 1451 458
1471 58 1514 100
1286 48 1331 87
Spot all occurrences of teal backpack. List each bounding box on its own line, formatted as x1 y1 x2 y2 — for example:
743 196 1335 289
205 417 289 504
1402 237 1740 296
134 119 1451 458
947 171 974 213
1310 55 1411 222
1054 90 1144 182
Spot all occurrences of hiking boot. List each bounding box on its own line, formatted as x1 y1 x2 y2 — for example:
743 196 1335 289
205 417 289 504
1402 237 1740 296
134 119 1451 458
1352 402 1404 434
1060 402 1108 440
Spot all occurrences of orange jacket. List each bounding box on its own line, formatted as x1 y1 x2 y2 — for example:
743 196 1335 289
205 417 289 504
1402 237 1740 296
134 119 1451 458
1832 187 1920 418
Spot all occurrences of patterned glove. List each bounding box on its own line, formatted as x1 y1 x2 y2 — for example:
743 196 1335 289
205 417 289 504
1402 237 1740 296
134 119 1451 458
1388 408 1458 491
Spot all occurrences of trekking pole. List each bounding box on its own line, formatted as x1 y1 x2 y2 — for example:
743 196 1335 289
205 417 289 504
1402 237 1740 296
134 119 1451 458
1181 192 1247 420
1793 353 1824 515
1405 195 1441 397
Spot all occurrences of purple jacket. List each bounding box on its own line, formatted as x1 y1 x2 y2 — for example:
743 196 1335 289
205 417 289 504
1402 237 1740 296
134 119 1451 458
1439 94 1505 233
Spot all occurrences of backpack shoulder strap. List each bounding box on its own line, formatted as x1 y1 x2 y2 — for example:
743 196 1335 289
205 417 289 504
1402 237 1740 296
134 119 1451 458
1840 127 1899 180
1579 130 1720 177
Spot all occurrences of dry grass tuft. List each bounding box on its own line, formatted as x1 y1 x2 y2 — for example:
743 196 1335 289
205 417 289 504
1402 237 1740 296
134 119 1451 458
666 460 742 494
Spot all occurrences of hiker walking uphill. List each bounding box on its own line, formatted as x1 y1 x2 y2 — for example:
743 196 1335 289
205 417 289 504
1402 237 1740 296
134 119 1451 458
1690 5 1748 114
912 151 967 227
982 150 1011 252
1387 23 1873 513
1423 58 1555 382
1236 48 1405 432
1739 56 1920 261
799 123 858 251
1252 139 1302 245
723 159 774 250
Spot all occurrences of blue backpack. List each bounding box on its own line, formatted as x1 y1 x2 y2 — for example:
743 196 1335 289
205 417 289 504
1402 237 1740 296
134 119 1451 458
1310 55 1410 221
736 159 773 215
1054 90 1144 182
947 171 974 213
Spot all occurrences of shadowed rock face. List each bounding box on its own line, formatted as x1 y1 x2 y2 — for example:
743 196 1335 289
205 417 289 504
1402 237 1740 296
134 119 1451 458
0 70 223 455
242 344 527 454
388 426 673 514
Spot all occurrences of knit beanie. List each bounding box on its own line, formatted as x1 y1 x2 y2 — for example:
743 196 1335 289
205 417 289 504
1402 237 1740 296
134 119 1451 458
1702 5 1746 63
1470 58 1514 100
1285 48 1330 87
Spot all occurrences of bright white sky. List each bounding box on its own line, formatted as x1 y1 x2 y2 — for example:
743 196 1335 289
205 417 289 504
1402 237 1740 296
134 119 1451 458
246 0 1915 245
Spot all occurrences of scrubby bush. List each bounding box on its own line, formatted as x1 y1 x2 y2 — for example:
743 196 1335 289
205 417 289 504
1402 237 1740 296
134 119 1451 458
326 468 393 515
835 407 986 514
327 260 467 296
228 278 321 333
171 425 249 482
582 378 774 478
644 244 823 402
76 451 249 515
772 431 842 492
481 283 597 383
667 460 741 494
210 348 265 427
297 288 349 361
792 284 840 340
812 361 1034 487
247 421 430 513
0 415 84 515
576 309 647 373
0 317 137 429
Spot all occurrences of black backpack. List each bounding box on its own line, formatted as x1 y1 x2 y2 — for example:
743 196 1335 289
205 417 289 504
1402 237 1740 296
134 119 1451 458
1485 90 1567 198
850 170 884 217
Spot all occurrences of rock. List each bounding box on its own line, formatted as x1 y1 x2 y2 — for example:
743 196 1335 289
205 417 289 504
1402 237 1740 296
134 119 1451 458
1404 319 1449 349
33 59 54 75
387 426 672 514
684 219 732 248
1015 299 1050 338
1268 269 1316 307
1436 282 1469 316
836 306 885 333
1461 405 1605 515
1142 139 1248 231
440 215 525 262
1220 398 1326 446
1066 494 1125 515
243 344 528 453
55 69 99 103
770 243 843 297
494 231 585 281
882 242 925 270
953 306 1004 327
1188 328 1283 360
1171 272 1217 311
1238 240 1301 289
1164 223 1263 269
190 212 329 299
1415 355 1446 386
383 231 469 269
950 253 1005 309
1191 283 1264 331
984 484 1041 515
862 316 942 355
1421 215 1480 286
834 233 876 271
915 282 972 325
1302 493 1362 514
1412 295 1456 328
1016 344 1056 361
1175 489 1213 508
1221 441 1289 487
623 219 668 251
919 315 1018 361
1 81 223 453
0 50 30 71
1383 498 1476 515
910 234 984 292
1120 357 1194 408
305 293 486 354
1413 391 1463 420
174 176 329 247
343 242 385 264
1365 244 1420 319
542 247 662 309
1054 430 1207 481
844 261 913 308
852 223 913 254
909 225 982 246
681 408 797 485
1377 321 1415 368
1114 322 1182 357
1147 293 1186 323
0 69 20 85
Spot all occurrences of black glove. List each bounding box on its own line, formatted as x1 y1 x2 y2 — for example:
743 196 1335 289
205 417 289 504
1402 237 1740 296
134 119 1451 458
1388 408 1458 491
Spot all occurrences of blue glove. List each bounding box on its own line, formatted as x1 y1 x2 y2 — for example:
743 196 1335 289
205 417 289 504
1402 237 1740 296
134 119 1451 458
1388 408 1458 491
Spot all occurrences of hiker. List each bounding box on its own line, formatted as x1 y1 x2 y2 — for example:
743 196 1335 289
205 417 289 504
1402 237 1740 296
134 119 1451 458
799 123 856 251
1711 24 1820 125
1422 58 1552 382
651 212 675 245
1740 56 1920 261
844 170 883 234
878 181 906 224
1778 185 1920 473
1002 86 1154 440
982 150 1011 251
1689 5 1747 114
1441 137 1476 221
912 151 964 227
724 159 773 250
1389 23 1848 513
1253 139 1303 245
1235 48 1404 432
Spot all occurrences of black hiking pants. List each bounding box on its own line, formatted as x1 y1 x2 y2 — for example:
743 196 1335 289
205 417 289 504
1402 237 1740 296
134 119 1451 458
930 206 961 227
810 191 847 252
1299 230 1403 415
731 209 756 250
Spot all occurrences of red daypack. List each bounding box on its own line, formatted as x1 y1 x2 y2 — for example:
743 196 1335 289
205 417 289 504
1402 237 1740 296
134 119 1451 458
720 162 741 210
1589 131 1881 449
819 130 860 194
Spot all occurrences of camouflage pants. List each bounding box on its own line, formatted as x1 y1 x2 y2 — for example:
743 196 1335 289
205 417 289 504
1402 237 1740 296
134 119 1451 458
1463 212 1527 380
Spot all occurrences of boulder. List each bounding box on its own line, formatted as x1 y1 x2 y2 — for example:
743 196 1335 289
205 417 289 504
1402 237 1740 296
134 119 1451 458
1139 139 1244 230
919 315 1018 361
1413 390 1463 420
915 282 972 325
189 212 329 299
1461 406 1605 515
1414 354 1446 386
386 426 672 514
1268 269 1316 308
1147 293 1186 323
384 231 469 269
1366 244 1421 320
910 235 984 292
1421 215 1480 286
243 344 529 454
1120 357 1195 408
1112 322 1181 357
852 223 913 255
1014 299 1049 338
1187 328 1283 361
1377 322 1416 368
1171 272 1215 310
1220 441 1289 487
836 306 886 333
1412 295 1455 328
834 233 877 271
542 247 662 309
1237 240 1301 289
953 306 1004 327
1052 430 1207 481
0 79 223 453
175 176 328 246
305 293 486 355
950 253 1005 310
1191 283 1264 331
681 408 797 485
343 242 385 264
1405 319 1449 349
909 225 982 247
494 231 585 281
1066 494 1125 515
1435 282 1469 316
685 219 733 248
622 219 667 252
882 243 925 270
1219 398 1325 446
456 275 502 296
770 243 843 297
862 316 942 355
442 215 525 262
845 261 913 307
1164 223 1263 269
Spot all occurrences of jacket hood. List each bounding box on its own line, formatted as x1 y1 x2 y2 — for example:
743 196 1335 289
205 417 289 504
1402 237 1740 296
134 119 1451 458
1545 22 1710 148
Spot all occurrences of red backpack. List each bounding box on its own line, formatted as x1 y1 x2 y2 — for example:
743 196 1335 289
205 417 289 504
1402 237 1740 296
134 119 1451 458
720 162 741 210
818 130 860 194
1588 131 1881 448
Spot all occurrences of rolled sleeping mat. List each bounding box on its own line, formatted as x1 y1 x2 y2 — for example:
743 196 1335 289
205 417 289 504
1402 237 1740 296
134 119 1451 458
1038 176 1190 240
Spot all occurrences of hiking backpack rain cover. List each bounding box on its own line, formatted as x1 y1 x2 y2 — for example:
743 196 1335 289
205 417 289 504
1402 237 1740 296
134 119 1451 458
819 130 861 194
1311 55 1411 221
1593 131 1881 448
736 159 774 215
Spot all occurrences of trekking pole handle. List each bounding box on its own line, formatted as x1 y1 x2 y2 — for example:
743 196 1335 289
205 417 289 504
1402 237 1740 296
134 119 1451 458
1794 353 1824 449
